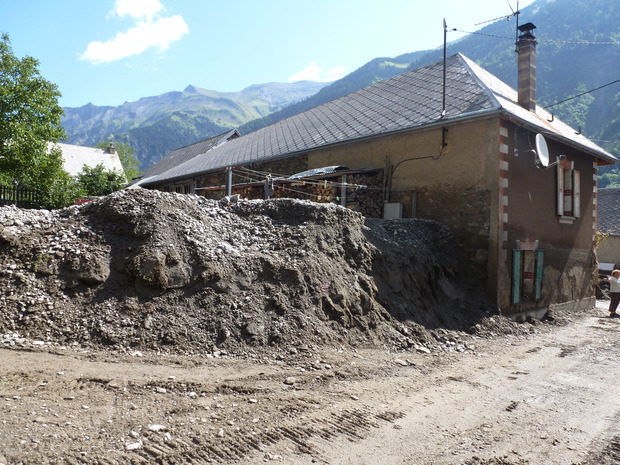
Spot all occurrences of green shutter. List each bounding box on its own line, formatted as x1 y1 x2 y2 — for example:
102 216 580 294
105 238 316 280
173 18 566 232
534 250 545 301
512 250 522 305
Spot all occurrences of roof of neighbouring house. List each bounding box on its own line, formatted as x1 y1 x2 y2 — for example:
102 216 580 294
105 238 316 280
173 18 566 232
141 53 617 187
53 142 125 177
130 129 240 187
598 187 620 235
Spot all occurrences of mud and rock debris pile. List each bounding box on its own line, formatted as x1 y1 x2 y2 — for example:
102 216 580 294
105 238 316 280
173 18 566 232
0 189 526 356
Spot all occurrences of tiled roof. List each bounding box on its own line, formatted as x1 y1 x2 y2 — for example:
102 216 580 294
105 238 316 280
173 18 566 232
53 142 125 177
143 54 617 186
598 188 620 235
132 129 239 186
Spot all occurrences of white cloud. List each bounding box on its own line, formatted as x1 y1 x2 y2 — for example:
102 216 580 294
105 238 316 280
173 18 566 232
81 16 188 64
113 0 164 19
288 62 347 83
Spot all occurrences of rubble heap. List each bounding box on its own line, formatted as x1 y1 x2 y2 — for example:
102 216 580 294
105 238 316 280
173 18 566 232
0 189 511 356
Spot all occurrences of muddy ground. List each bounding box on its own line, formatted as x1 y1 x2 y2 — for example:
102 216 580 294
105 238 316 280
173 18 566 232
0 190 618 464
2 303 620 464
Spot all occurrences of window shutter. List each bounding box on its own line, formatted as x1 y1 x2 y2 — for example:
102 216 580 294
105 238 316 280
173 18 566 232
534 250 545 301
557 164 564 216
573 170 581 218
512 250 522 305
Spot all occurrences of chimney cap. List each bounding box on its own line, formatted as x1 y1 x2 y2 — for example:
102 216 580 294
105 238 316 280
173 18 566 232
518 22 536 33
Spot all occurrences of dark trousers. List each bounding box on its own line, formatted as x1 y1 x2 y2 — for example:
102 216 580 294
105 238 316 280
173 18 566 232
610 292 620 314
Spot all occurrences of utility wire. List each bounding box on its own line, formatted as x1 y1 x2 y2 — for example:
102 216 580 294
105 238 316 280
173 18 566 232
451 28 620 45
544 79 620 109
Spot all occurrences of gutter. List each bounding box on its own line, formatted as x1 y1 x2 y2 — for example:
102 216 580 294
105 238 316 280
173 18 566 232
499 109 617 164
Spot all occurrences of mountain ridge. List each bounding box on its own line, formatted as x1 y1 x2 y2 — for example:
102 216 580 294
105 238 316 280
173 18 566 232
62 0 620 175
62 80 329 168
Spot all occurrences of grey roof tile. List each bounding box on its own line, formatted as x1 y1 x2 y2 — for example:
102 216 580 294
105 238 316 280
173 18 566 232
598 188 620 235
134 129 238 184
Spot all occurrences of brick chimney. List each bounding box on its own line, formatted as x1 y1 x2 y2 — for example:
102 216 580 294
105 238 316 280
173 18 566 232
516 22 537 112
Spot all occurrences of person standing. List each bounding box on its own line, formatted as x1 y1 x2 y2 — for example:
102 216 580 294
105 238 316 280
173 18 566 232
606 270 620 317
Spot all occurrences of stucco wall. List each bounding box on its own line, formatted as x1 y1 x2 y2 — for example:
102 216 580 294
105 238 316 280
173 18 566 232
597 236 620 268
497 119 598 317
307 117 499 282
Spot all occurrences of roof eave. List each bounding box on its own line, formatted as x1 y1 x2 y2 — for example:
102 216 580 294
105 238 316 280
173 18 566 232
499 110 618 164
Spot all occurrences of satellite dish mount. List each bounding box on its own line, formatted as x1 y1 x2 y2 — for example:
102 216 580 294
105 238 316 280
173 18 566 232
532 134 565 169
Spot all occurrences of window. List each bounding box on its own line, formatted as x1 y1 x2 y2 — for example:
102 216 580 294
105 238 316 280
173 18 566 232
184 184 193 194
557 160 580 220
512 249 545 305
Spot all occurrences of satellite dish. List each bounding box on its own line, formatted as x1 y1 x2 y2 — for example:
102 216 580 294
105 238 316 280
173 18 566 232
535 134 549 167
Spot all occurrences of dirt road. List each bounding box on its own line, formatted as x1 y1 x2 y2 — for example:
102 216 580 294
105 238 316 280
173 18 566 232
1 301 620 465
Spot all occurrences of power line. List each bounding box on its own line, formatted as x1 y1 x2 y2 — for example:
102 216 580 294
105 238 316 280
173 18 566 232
450 28 620 45
544 79 620 109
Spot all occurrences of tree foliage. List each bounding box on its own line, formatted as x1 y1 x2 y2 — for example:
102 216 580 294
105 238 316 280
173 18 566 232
0 33 72 208
77 164 126 197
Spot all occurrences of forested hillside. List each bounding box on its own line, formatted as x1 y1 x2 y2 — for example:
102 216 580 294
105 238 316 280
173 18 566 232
239 0 620 184
61 0 619 179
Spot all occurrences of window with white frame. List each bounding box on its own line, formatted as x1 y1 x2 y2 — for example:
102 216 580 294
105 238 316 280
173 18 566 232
556 160 580 219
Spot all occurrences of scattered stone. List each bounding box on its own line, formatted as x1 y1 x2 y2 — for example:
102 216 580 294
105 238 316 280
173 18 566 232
125 441 142 451
284 377 297 385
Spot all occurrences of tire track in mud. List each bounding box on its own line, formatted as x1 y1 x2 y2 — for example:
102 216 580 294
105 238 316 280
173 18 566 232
577 434 620 465
129 407 404 464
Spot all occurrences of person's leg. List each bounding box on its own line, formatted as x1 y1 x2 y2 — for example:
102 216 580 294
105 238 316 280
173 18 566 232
610 293 620 315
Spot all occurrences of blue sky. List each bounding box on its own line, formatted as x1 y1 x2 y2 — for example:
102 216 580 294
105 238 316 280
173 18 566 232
3 0 535 108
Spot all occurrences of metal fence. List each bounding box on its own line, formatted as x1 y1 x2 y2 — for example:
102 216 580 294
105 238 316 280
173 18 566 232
0 184 43 208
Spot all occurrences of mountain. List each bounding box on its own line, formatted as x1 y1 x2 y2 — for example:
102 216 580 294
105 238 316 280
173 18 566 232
238 51 429 134
240 0 620 169
61 81 329 169
62 0 620 176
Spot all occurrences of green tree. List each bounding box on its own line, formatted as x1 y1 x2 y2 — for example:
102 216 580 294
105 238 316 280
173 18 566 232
77 164 126 196
96 140 141 181
0 33 72 208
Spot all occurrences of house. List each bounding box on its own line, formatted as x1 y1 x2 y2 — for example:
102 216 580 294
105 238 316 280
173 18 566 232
130 129 240 191
138 24 617 320
54 142 125 178
596 188 620 271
